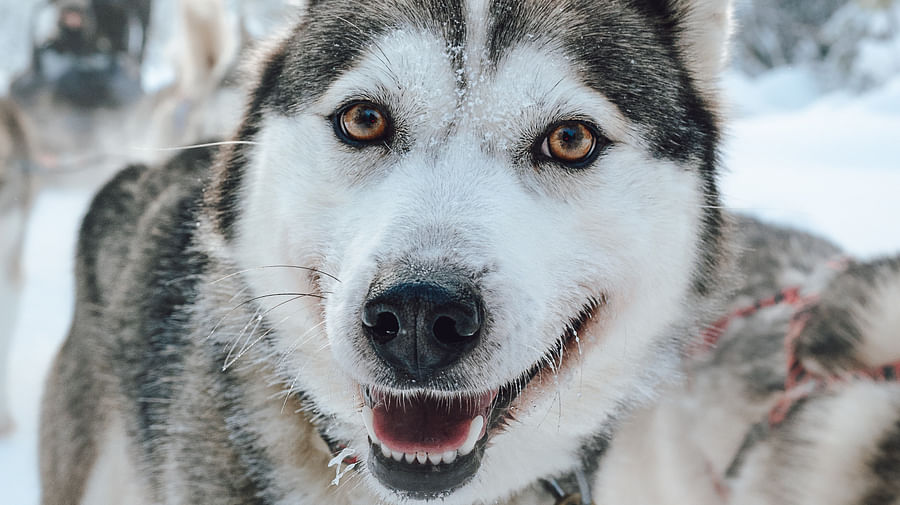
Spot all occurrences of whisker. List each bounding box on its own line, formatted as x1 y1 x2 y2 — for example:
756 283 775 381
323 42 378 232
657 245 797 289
226 285 252 303
282 364 305 414
276 319 328 368
132 140 260 153
226 329 263 370
210 265 341 285
541 76 566 104
557 386 563 432
333 14 396 81
206 292 327 342
536 390 561 430
252 315 292 357
223 294 324 370
224 310 264 370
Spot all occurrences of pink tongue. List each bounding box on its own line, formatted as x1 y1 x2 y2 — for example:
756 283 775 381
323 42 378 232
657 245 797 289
371 391 495 454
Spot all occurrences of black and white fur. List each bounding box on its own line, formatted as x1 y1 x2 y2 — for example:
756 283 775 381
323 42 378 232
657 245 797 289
39 1 899 504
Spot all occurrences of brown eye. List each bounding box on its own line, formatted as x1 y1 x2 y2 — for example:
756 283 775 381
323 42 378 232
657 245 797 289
336 102 390 144
539 121 601 167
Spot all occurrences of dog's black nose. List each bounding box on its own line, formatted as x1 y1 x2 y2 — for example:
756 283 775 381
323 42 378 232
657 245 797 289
362 278 483 381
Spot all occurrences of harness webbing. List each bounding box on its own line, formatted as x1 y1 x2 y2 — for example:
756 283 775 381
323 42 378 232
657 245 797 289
696 284 900 502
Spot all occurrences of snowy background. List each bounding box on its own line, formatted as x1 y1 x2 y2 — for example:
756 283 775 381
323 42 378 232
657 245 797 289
1 0 900 503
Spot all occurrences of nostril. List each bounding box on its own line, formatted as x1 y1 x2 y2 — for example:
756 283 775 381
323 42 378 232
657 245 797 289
370 311 400 343
432 316 461 345
432 314 479 347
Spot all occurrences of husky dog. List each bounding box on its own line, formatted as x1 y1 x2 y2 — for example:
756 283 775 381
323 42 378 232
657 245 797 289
143 0 244 150
38 0 899 504
0 99 33 436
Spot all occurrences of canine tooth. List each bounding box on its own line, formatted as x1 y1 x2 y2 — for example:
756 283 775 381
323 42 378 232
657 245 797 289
458 416 484 456
416 452 427 464
442 450 457 464
391 450 403 462
404 452 415 464
381 443 391 458
361 406 380 444
428 452 442 465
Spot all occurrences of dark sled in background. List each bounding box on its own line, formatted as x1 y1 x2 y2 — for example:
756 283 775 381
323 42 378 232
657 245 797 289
10 0 151 109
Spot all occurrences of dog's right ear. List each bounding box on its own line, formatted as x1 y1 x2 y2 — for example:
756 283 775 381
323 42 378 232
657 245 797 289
649 0 735 86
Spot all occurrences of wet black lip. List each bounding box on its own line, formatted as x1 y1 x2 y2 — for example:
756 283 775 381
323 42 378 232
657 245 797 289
367 441 485 500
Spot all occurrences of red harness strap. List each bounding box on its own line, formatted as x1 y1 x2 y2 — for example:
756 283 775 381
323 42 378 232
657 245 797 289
691 287 813 502
769 305 900 426
692 286 809 357
695 284 900 502
698 285 900 426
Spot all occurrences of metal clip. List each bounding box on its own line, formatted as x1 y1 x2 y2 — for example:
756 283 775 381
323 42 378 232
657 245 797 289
543 477 594 505
555 492 589 505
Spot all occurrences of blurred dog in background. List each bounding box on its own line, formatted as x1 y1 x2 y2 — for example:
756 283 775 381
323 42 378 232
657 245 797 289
0 98 33 436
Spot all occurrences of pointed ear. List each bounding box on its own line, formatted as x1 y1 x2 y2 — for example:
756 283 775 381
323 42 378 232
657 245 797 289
668 0 735 85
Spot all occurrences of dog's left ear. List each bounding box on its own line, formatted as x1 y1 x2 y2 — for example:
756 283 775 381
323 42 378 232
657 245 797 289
662 0 734 84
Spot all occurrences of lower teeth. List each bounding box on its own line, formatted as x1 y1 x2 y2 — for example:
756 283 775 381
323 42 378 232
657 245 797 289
373 444 460 466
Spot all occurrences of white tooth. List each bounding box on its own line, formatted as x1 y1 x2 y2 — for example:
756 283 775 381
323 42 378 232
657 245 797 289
361 406 380 444
416 452 427 464
428 452 442 465
442 450 457 464
391 450 403 462
404 452 415 464
458 416 484 456
381 443 391 458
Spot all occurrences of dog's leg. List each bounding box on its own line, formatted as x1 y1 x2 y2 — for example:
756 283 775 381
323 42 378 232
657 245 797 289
79 415 148 505
0 207 26 436
0 280 17 435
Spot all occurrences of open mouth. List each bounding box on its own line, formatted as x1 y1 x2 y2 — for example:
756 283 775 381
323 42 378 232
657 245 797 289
360 296 604 499
362 388 493 497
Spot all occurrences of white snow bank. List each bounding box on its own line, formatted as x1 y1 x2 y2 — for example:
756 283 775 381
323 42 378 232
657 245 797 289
0 188 93 505
722 72 900 258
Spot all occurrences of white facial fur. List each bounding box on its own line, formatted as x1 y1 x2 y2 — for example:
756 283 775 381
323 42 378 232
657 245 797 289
229 24 707 503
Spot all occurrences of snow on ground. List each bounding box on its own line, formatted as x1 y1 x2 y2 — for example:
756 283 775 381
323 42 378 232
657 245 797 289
0 188 93 504
1 68 899 503
722 71 900 258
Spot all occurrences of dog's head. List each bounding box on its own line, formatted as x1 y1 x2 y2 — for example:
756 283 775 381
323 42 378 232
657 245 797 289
207 0 733 501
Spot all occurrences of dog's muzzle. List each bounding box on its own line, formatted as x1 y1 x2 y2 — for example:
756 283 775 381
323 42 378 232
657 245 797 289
359 268 489 497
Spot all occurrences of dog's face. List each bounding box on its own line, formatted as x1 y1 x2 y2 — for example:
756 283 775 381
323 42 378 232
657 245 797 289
212 0 732 502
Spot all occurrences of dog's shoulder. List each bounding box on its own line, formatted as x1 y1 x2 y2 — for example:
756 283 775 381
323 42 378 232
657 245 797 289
75 146 216 307
729 214 843 303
